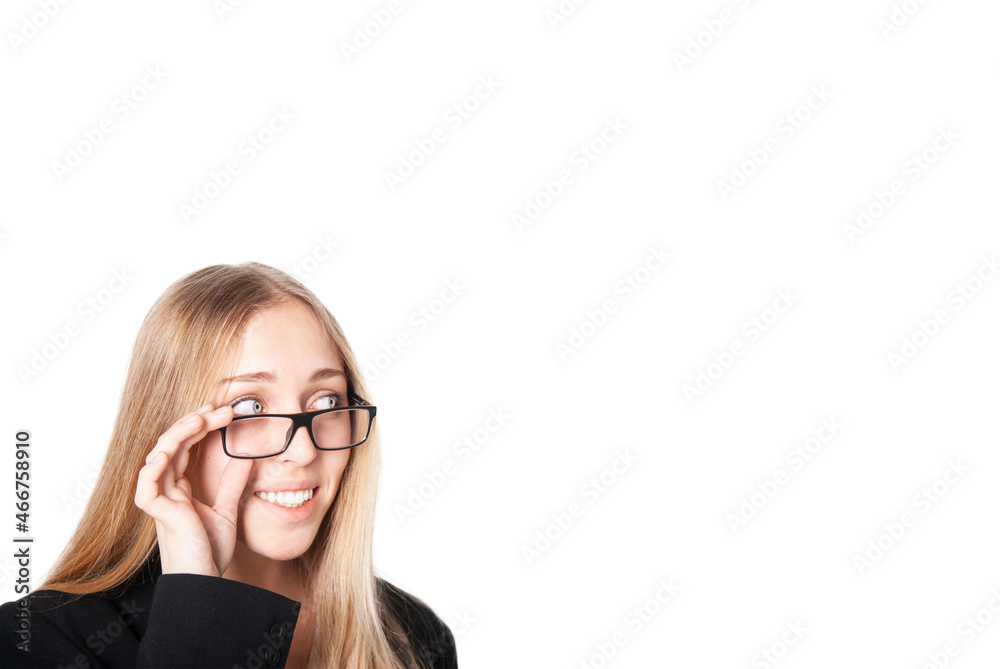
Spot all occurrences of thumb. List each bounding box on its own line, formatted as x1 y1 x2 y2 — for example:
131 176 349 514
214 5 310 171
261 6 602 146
214 456 254 524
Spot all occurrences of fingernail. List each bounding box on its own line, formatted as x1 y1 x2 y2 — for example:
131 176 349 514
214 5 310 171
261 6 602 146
181 413 198 424
213 405 230 414
195 403 213 413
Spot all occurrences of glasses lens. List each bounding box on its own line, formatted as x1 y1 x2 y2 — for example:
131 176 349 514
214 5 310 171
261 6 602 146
313 409 371 450
225 416 294 458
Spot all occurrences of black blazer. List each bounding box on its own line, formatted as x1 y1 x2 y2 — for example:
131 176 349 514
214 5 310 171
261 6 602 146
0 557 457 668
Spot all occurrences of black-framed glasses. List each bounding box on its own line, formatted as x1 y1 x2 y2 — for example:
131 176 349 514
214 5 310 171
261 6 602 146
219 392 376 459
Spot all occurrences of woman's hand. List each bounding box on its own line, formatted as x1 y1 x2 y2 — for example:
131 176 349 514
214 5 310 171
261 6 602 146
134 404 253 577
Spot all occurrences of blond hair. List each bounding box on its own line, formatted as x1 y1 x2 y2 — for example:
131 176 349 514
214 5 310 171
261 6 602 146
42 262 418 668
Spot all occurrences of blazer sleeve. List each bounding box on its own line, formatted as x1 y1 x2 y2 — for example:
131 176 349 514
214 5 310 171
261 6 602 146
1 574 301 669
137 574 301 669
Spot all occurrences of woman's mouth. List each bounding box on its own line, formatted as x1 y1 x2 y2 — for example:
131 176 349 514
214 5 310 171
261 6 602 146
254 488 315 508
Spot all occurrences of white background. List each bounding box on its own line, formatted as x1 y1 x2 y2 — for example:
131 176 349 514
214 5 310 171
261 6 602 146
2 1 999 667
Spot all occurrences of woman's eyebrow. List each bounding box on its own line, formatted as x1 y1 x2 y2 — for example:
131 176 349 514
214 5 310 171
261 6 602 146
217 368 344 386
218 371 276 386
308 367 346 382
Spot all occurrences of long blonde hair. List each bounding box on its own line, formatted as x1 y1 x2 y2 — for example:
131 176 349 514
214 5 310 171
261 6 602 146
42 262 418 668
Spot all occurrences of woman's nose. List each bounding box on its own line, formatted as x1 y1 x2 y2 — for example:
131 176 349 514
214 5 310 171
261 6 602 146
278 424 318 464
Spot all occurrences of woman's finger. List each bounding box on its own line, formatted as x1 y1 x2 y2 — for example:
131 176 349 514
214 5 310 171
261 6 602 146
144 407 211 466
213 456 254 525
142 404 234 483
172 405 234 480
160 458 183 501
169 404 214 477
136 449 191 525
134 452 176 516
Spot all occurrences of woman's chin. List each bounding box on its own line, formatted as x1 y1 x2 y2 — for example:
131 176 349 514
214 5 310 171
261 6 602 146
258 545 310 561
241 532 315 562
237 517 321 562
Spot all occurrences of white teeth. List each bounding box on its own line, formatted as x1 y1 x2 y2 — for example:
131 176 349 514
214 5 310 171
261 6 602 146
255 488 314 508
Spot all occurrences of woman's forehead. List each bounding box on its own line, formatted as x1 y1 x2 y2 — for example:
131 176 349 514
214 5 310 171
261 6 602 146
224 302 344 383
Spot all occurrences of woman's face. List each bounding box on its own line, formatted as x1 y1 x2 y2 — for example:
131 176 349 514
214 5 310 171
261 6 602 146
191 299 353 562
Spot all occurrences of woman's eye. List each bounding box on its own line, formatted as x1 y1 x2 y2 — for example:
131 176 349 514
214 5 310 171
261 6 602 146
232 398 263 415
314 394 341 410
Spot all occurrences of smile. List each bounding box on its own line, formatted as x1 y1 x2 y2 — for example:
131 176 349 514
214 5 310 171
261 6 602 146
254 488 314 508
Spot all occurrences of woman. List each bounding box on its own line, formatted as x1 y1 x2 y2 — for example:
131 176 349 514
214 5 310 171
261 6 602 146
0 263 457 668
